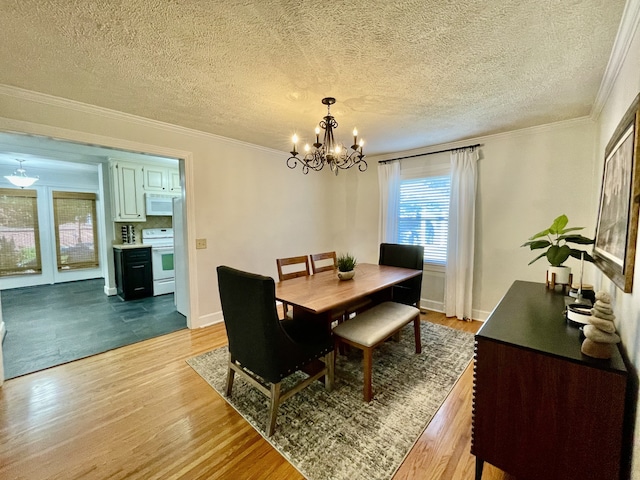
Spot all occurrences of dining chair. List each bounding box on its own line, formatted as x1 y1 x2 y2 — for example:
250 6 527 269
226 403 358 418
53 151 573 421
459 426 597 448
276 255 311 318
217 265 334 436
310 251 371 323
310 251 337 274
276 255 311 281
378 243 424 308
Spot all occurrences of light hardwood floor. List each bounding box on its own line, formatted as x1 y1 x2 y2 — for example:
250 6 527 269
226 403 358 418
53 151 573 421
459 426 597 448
0 311 513 479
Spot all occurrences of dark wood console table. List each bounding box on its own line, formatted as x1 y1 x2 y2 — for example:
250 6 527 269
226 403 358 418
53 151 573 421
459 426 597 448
472 281 627 480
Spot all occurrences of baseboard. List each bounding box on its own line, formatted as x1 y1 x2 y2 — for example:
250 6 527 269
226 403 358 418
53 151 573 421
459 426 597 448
420 299 491 322
104 285 117 296
192 311 223 329
420 299 444 313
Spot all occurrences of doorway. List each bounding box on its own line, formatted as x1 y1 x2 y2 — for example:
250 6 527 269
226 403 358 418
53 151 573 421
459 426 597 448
0 132 191 379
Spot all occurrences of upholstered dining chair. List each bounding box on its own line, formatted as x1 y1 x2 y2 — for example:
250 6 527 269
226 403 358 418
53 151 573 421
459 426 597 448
378 243 424 308
217 265 334 436
276 255 311 318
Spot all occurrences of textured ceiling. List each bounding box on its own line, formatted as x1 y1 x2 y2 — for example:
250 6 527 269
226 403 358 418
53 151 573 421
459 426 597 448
0 0 627 156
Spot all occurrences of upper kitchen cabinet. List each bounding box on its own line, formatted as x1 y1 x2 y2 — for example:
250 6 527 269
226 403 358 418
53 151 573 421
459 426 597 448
110 160 146 221
142 165 181 194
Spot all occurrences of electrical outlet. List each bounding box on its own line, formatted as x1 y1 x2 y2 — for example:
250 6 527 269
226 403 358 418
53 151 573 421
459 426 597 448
196 238 207 249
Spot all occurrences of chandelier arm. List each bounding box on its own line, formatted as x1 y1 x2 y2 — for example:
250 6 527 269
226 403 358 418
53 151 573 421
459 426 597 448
286 156 300 170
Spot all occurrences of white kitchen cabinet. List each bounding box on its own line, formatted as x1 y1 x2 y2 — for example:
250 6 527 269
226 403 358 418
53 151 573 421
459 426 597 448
110 160 146 221
142 165 181 194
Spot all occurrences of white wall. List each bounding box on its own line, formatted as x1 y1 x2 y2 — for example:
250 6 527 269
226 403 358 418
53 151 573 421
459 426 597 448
591 4 640 476
364 117 598 319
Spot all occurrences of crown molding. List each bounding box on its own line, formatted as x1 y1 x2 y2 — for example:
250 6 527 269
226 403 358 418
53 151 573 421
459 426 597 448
591 0 640 120
0 84 284 157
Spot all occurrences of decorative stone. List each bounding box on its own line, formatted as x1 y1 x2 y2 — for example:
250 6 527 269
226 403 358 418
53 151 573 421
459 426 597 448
595 291 612 303
593 301 614 314
581 338 613 359
587 316 617 333
583 325 620 344
591 309 616 321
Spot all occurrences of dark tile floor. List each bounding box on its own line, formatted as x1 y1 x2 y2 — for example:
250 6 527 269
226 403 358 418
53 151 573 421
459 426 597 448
1 279 187 380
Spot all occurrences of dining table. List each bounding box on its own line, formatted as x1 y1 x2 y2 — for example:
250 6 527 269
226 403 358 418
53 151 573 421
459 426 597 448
275 262 422 326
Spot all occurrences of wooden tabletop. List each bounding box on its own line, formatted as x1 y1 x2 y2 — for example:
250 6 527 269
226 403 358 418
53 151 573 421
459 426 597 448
275 263 422 314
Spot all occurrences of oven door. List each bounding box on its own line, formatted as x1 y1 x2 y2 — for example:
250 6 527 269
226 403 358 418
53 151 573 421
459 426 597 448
151 246 175 280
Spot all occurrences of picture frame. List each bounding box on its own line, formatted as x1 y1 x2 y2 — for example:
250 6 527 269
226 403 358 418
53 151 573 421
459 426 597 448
593 92 640 293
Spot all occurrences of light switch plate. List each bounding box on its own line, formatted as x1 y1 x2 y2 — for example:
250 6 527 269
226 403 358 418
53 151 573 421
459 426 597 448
196 238 207 249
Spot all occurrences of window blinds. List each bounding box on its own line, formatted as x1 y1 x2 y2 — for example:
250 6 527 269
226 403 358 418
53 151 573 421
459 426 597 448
397 175 451 264
0 188 42 277
52 191 99 271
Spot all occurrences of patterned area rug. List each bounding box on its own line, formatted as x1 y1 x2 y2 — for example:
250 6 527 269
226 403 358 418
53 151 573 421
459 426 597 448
187 322 474 480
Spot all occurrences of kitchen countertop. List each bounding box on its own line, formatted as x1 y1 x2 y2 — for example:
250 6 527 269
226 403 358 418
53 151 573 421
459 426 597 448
113 243 152 250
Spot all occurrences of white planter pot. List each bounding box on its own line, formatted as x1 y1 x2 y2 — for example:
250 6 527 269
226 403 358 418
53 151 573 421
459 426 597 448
547 266 571 285
337 270 355 281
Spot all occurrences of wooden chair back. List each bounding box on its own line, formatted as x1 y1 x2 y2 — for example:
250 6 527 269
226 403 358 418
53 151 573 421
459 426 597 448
310 251 337 274
276 255 311 282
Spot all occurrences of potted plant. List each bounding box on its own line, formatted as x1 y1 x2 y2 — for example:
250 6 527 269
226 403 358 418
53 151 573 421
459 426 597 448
521 214 594 285
336 252 357 280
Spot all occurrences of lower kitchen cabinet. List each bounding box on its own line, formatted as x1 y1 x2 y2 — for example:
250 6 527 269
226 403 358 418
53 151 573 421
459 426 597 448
114 246 153 300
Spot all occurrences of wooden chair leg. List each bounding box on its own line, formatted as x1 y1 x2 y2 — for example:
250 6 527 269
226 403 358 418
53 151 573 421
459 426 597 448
363 347 373 402
266 382 281 437
413 315 422 354
325 350 335 391
225 359 235 396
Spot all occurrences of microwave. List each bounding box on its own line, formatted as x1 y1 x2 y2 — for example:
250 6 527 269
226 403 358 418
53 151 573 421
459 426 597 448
145 194 175 216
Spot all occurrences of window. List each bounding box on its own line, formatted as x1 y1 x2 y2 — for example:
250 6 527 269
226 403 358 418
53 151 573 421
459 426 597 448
0 188 42 277
397 174 451 265
52 191 99 271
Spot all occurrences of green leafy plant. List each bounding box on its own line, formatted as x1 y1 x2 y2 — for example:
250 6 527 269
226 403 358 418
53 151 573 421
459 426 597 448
336 252 357 272
522 214 595 267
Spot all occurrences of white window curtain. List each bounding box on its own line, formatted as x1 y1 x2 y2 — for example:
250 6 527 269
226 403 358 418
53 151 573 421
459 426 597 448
445 147 479 320
378 161 400 244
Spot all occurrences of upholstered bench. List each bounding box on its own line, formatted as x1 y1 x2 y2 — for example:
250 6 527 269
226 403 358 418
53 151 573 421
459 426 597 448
333 301 422 402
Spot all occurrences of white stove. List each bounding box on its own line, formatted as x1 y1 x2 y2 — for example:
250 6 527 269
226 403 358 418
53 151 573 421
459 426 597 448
142 228 175 296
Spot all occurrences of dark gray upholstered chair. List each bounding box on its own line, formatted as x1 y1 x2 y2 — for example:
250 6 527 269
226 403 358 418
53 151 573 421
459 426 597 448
378 243 424 308
217 265 334 436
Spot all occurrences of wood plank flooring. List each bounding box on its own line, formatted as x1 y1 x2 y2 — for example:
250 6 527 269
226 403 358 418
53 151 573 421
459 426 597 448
0 311 512 479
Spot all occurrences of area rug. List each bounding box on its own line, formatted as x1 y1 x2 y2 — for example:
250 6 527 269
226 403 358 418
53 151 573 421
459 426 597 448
187 322 474 480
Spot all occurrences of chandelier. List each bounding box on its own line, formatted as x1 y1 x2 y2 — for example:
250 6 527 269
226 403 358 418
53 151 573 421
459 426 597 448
4 159 39 188
287 97 367 175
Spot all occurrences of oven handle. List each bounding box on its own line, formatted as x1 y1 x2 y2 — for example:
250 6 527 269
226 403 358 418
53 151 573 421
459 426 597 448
151 246 174 251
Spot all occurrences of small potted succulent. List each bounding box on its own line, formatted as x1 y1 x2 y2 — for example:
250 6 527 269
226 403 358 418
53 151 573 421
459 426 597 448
336 252 357 280
521 214 594 285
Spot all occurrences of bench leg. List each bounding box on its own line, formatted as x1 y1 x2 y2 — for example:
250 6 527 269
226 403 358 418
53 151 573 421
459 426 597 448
413 315 422 354
363 346 373 402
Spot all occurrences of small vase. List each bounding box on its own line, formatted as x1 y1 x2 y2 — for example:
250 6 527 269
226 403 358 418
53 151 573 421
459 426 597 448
338 270 355 281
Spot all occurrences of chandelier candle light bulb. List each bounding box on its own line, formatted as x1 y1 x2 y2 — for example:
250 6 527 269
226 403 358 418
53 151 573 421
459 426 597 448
286 97 368 175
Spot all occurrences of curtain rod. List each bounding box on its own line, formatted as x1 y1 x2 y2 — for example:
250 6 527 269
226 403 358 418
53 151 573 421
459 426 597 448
377 143 482 164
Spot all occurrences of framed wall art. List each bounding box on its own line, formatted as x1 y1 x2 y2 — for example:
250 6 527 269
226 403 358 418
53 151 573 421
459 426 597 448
593 92 640 293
